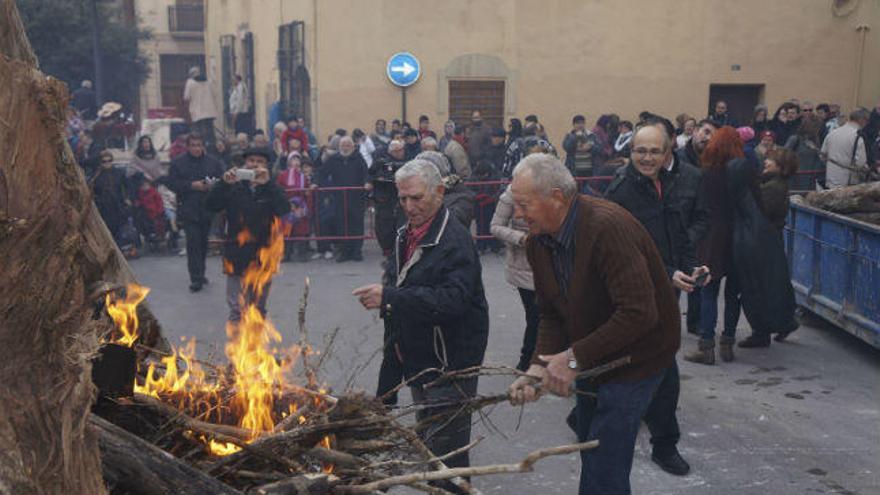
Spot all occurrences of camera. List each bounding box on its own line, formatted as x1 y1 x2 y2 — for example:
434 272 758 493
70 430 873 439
235 168 256 182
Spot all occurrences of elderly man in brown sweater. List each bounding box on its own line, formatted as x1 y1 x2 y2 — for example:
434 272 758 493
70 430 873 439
508 153 680 495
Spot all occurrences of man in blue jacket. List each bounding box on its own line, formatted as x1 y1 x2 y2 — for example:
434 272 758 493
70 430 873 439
354 159 489 476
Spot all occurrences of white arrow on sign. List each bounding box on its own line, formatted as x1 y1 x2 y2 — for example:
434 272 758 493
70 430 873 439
390 61 415 77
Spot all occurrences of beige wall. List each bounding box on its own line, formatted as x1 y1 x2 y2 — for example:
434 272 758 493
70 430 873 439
204 0 880 144
137 0 204 117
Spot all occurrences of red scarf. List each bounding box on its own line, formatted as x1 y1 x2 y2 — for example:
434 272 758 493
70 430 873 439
403 213 437 263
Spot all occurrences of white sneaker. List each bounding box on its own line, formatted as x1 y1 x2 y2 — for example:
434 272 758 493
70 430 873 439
323 251 333 260
178 248 187 256
311 252 323 260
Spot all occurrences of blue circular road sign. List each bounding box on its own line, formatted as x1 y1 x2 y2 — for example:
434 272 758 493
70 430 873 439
386 52 421 88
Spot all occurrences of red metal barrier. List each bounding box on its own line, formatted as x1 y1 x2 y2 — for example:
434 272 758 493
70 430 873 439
211 170 824 244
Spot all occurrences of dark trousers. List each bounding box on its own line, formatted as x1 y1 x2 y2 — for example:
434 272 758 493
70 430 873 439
374 203 398 253
411 377 479 469
576 371 664 495
183 219 211 284
516 288 540 371
686 288 701 333
376 330 403 406
475 203 500 252
700 275 743 340
191 118 216 148
225 275 271 322
233 112 253 136
336 192 364 257
642 362 681 457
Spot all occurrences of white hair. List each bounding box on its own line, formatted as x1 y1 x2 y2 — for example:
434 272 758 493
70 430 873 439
273 121 287 134
512 153 577 198
420 137 438 150
388 139 404 151
395 159 442 191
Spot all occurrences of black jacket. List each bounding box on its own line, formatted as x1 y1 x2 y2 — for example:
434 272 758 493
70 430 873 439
167 152 225 224
380 207 489 384
205 180 290 276
757 172 789 230
667 151 710 244
368 153 406 204
318 152 367 188
605 164 697 278
727 159 797 335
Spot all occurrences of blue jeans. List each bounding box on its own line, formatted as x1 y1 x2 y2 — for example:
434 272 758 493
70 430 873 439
699 274 742 340
576 371 664 495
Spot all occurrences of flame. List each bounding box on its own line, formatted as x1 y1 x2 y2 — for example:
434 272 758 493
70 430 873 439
207 439 241 456
105 284 150 347
320 436 334 473
225 218 288 435
106 218 330 459
236 227 254 247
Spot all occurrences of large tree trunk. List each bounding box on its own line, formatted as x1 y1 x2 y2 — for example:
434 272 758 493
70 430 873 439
803 182 880 214
0 1 164 493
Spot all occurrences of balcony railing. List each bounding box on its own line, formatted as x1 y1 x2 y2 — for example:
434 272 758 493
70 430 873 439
168 4 204 33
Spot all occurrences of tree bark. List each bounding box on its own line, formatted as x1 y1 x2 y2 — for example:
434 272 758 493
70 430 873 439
0 1 164 492
91 415 241 495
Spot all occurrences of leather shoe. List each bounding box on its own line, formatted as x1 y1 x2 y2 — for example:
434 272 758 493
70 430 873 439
651 450 691 476
189 282 203 293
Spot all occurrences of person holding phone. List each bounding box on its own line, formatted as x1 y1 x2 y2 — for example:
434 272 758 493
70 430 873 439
167 133 226 292
206 147 289 322
604 123 708 477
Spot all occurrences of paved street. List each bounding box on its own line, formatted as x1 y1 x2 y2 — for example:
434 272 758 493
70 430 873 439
130 243 879 494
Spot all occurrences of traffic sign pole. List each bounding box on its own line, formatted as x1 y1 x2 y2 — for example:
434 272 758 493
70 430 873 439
401 87 407 125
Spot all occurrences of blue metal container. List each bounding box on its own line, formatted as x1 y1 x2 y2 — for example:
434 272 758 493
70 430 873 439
786 201 880 349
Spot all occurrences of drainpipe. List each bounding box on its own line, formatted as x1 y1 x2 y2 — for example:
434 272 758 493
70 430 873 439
311 0 319 136
852 24 870 108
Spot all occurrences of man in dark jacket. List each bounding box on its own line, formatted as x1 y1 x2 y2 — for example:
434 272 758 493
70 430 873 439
369 140 407 256
466 110 491 164
317 136 371 262
167 134 225 292
674 118 716 335
205 147 290 321
71 80 97 120
508 153 680 494
605 125 708 478
709 100 738 128
354 159 489 476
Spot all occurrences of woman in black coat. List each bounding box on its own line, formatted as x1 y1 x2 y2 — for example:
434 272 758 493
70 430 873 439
729 148 799 348
685 127 743 365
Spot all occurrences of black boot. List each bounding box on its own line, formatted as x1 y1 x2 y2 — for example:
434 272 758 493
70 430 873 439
738 333 771 348
651 447 691 476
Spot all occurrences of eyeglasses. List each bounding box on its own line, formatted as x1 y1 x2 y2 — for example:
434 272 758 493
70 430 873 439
631 147 665 158
802 108 814 113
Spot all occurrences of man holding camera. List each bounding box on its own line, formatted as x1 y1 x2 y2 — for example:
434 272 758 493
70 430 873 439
168 134 226 292
205 147 289 322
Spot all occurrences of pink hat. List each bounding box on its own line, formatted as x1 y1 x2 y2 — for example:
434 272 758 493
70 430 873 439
736 126 755 143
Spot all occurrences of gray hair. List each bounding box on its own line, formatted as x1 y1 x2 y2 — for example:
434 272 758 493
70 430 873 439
850 107 870 122
388 139 404 151
415 151 451 177
395 159 443 191
512 153 577 198
633 123 672 152
420 137 438 150
273 121 287 134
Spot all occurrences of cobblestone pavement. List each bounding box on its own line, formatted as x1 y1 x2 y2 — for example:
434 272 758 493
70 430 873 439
131 242 879 494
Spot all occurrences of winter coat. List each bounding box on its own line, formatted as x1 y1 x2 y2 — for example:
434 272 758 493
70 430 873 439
605 164 697 278
276 168 312 237
91 167 128 233
205 179 290 276
667 154 709 244
280 127 310 153
167 152 225 224
442 176 476 228
443 139 471 179
466 123 491 163
136 186 165 221
183 76 219 123
317 151 368 217
784 134 823 190
696 162 734 279
757 172 790 230
490 186 533 290
368 154 406 205
381 206 489 384
727 159 798 335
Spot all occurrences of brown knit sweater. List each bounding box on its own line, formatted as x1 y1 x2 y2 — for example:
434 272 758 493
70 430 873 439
526 195 680 384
